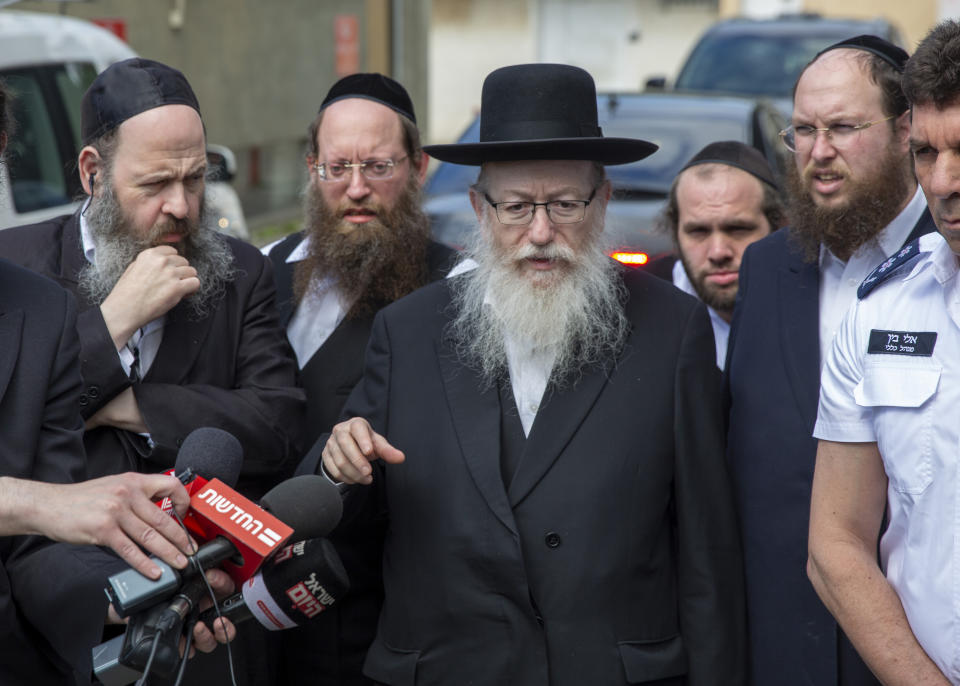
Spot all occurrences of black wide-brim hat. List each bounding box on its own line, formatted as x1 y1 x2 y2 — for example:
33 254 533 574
424 63 657 166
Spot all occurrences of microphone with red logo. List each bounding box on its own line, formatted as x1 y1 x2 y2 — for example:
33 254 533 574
106 429 343 617
94 473 344 683
198 537 349 632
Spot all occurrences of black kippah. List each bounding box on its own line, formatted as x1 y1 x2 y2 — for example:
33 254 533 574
815 34 909 72
679 141 778 190
319 72 416 124
81 58 200 146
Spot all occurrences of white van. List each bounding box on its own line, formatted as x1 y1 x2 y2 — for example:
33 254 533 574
0 10 248 239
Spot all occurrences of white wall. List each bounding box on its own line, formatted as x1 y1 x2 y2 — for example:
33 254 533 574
428 0 718 145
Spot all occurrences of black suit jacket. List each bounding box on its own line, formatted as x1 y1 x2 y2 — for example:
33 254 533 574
303 267 746 686
0 259 122 684
0 214 304 498
270 232 456 685
269 231 457 445
724 209 935 686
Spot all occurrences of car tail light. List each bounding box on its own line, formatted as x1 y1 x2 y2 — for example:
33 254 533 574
610 251 649 267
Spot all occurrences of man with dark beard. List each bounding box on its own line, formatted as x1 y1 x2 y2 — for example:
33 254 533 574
0 59 303 498
724 35 936 686
657 141 785 368
265 74 454 686
307 63 746 686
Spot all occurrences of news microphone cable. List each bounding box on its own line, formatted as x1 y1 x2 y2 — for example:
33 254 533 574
170 504 239 686
133 631 162 686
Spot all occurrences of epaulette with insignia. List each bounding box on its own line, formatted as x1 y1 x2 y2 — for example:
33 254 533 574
857 238 922 299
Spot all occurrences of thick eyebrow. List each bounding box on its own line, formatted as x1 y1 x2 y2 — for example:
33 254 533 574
908 137 932 151
136 162 207 184
496 186 589 200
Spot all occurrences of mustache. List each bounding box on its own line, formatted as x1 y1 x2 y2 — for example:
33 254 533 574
511 242 577 262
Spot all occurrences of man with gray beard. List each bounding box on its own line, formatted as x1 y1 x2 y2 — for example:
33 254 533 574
0 58 304 507
304 63 746 686
724 35 935 686
267 73 455 686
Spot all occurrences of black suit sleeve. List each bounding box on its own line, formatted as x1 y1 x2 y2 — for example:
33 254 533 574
673 302 747 684
76 305 131 419
135 253 305 475
3 280 112 683
296 309 393 521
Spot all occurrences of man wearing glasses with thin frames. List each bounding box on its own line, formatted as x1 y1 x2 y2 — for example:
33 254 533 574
724 35 935 686
311 63 745 686
265 73 455 686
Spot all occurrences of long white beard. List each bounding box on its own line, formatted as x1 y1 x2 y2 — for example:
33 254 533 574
448 215 628 387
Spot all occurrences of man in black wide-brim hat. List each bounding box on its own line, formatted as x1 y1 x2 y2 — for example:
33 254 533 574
309 63 747 685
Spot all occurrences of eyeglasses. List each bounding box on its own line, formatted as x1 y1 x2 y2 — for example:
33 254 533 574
312 155 409 182
484 189 597 225
779 115 896 152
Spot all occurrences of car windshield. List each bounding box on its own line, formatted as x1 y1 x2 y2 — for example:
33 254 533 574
602 115 746 195
675 33 844 97
426 99 751 198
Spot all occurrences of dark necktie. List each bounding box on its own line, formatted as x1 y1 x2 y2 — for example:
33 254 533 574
127 330 142 383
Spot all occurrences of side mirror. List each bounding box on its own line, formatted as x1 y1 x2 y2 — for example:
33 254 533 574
206 143 237 183
644 76 666 91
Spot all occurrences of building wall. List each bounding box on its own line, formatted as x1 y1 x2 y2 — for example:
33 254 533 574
15 0 429 219
428 0 717 146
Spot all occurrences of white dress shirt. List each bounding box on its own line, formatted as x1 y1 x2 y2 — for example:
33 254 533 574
671 259 729 370
261 235 356 368
80 210 164 379
817 185 926 367
814 231 960 681
264 234 477 369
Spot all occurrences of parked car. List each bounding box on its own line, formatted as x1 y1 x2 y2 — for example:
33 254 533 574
0 10 248 239
425 91 789 267
648 13 905 116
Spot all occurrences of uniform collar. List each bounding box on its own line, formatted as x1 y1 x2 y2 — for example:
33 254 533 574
905 231 959 286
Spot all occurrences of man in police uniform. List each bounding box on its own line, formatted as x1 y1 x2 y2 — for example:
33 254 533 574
809 20 960 684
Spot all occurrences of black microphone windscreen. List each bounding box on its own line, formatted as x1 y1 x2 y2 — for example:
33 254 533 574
262 537 349 606
174 427 243 487
259 475 343 539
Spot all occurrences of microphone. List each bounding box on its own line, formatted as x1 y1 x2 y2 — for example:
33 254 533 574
105 428 248 617
198 537 349 631
106 474 343 616
157 427 244 514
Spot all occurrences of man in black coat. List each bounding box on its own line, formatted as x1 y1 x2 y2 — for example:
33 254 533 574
266 73 455 686
314 63 746 686
724 35 935 686
0 58 298 685
0 59 303 500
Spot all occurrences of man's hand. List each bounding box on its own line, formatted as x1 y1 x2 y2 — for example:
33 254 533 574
100 245 199 349
189 568 237 653
105 569 238 653
4 472 194 578
322 417 405 485
85 387 148 433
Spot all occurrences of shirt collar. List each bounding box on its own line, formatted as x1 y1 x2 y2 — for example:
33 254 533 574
286 235 311 263
79 199 97 265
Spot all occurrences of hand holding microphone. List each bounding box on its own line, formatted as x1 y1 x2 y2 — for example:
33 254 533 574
95 427 346 683
0 471 193 579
